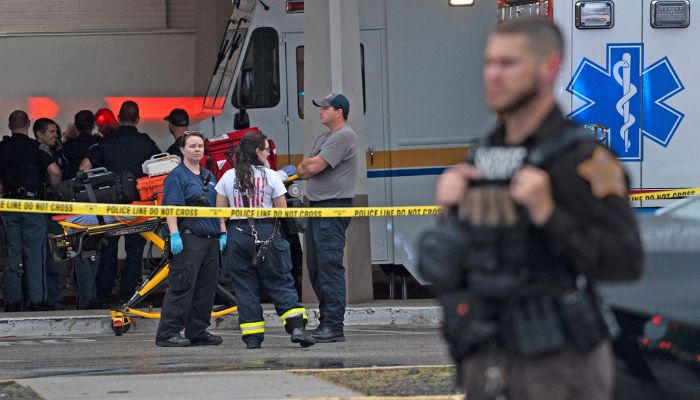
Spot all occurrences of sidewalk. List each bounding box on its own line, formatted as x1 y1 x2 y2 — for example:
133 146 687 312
11 369 462 400
0 300 442 337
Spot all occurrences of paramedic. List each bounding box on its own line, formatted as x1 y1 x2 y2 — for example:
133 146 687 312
156 131 225 347
216 131 315 349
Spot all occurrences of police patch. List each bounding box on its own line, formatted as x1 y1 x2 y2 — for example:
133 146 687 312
576 147 626 199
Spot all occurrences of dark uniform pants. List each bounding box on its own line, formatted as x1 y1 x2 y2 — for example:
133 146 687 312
461 340 614 400
73 253 100 309
45 216 64 308
96 233 146 303
156 233 219 341
224 220 302 342
305 198 352 331
3 212 47 304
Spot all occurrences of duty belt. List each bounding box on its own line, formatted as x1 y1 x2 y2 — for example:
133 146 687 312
6 188 39 199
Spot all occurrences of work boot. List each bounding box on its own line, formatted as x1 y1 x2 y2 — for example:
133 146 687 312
190 333 223 346
285 316 315 348
309 326 345 343
243 333 263 349
306 323 324 334
4 302 22 312
26 302 53 312
156 335 191 347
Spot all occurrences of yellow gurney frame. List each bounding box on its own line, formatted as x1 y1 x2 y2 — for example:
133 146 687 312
51 215 237 336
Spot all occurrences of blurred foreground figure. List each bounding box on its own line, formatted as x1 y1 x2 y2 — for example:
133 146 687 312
421 18 643 400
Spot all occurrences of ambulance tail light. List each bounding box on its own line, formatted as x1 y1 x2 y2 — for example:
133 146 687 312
286 1 304 13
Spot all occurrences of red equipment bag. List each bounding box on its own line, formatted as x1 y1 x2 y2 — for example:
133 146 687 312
202 127 277 180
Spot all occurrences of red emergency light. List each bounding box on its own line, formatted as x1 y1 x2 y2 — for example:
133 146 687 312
286 1 304 13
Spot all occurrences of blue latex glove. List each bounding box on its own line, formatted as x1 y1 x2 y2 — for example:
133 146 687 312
170 232 183 255
281 164 297 177
219 234 227 252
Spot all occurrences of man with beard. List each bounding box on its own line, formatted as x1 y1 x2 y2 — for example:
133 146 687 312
432 18 643 400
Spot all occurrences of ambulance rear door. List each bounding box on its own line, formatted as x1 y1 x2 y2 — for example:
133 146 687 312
640 0 696 207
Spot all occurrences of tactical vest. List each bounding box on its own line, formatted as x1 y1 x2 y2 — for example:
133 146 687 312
418 126 614 360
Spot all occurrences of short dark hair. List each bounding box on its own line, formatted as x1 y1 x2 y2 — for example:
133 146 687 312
74 110 96 133
118 100 140 124
8 110 30 131
494 17 563 57
32 118 57 136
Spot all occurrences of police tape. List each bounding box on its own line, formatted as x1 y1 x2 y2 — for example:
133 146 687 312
0 198 442 218
1 188 699 218
628 187 700 202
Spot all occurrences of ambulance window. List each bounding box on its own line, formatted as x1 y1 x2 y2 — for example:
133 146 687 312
296 45 366 119
232 27 280 109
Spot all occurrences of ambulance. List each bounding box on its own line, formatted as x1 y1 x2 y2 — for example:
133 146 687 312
193 0 497 285
194 0 697 283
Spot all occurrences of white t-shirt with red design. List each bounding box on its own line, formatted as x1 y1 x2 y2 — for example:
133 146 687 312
215 166 287 219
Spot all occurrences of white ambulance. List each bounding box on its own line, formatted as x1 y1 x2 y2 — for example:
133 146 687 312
193 0 498 285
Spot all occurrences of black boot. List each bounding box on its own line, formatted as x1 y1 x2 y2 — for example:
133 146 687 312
285 316 315 348
243 333 264 349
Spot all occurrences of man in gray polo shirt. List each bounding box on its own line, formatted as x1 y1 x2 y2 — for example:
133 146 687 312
297 93 358 342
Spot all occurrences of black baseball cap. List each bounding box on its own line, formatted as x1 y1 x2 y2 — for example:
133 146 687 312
164 108 189 127
312 93 350 115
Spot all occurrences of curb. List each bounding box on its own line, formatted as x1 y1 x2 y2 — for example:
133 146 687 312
0 306 443 337
288 365 461 400
289 396 462 400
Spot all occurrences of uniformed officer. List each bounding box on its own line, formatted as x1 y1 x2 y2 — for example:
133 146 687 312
33 118 69 310
81 100 161 306
216 131 315 349
33 118 70 183
155 131 225 347
164 108 189 160
63 110 100 180
434 18 643 400
61 111 103 309
0 110 61 311
94 108 119 138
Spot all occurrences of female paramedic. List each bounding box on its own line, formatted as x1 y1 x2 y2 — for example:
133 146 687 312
155 131 227 347
215 131 315 349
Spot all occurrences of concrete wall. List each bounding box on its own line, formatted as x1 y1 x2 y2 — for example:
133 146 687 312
0 0 232 149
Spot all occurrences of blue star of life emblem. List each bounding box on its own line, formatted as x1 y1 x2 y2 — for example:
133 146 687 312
566 43 684 161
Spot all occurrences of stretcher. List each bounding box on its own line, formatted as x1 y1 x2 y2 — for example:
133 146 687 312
49 209 238 336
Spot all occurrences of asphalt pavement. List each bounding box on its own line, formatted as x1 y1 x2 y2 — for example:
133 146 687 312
2 325 452 399
0 303 690 400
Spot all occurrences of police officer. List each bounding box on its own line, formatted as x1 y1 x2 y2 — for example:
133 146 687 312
63 110 100 180
33 119 70 182
81 100 161 306
33 118 69 310
216 131 315 349
94 108 119 138
433 19 643 400
156 131 225 347
164 108 189 160
0 110 61 311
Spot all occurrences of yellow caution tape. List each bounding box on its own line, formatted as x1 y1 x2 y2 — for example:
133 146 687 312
1 188 698 218
0 198 441 218
628 187 700 202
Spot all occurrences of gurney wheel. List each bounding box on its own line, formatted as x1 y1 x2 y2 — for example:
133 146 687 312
112 324 124 336
110 312 132 336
